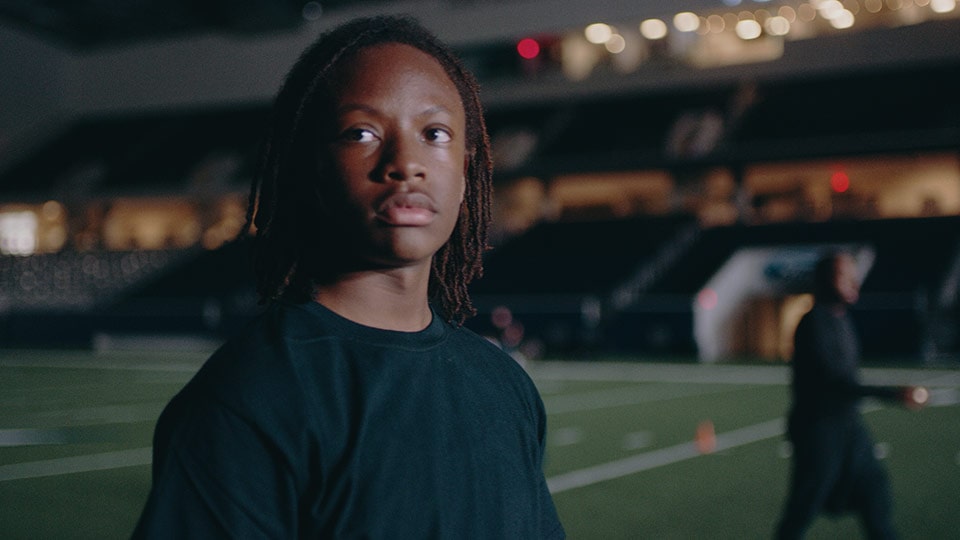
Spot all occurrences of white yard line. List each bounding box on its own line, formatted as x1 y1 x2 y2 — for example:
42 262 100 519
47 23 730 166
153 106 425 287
547 385 960 495
0 447 152 482
0 402 168 440
0 428 69 447
548 418 785 494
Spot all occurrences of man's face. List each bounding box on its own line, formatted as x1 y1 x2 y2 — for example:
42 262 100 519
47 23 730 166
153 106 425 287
321 42 467 271
833 254 861 305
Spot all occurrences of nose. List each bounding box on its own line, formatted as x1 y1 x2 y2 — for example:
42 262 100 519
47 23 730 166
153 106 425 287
380 134 427 182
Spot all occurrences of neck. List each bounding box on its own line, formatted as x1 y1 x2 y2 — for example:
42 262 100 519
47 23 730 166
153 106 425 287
312 265 433 331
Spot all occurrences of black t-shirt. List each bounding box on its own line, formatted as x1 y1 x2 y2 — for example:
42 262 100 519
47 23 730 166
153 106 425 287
133 300 565 539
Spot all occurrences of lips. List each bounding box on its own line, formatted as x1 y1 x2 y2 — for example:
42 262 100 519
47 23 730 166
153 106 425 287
375 191 437 226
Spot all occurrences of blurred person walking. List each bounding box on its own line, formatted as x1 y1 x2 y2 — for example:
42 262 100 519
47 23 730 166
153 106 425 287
776 251 926 540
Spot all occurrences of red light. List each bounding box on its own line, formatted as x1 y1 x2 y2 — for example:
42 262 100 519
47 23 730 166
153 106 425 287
697 288 718 310
517 38 540 60
831 171 850 193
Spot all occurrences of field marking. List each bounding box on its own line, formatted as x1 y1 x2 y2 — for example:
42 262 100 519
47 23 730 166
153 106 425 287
0 447 152 482
928 387 960 407
545 387 960 496
543 384 743 415
19 402 167 427
0 428 69 447
547 418 785 494
0 357 203 373
533 361 790 385
531 360 960 387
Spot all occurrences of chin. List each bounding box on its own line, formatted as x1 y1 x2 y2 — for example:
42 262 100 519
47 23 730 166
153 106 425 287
374 229 451 264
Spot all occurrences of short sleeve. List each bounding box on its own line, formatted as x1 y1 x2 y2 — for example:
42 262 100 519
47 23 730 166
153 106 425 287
132 394 300 539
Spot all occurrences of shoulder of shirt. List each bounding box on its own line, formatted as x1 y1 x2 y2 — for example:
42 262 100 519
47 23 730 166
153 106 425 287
167 305 307 410
446 323 540 388
447 323 517 360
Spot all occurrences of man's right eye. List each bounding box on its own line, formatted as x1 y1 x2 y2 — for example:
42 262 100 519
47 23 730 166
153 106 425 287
341 128 377 143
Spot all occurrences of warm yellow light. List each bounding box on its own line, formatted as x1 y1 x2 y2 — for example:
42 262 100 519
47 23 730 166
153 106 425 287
886 0 904 10
931 0 957 12
779 5 798 22
865 0 884 12
696 16 712 35
674 11 701 32
605 33 627 53
41 200 64 220
765 16 792 35
735 19 763 39
640 18 668 40
829 9 855 27
707 14 726 32
798 3 818 21
585 23 613 44
842 0 861 14
818 0 846 19
561 34 600 80
915 0 931 6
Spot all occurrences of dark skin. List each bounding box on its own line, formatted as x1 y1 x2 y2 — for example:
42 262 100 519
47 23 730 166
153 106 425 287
313 43 469 332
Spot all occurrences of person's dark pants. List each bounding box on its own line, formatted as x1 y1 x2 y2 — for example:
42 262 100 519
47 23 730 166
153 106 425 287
776 414 897 540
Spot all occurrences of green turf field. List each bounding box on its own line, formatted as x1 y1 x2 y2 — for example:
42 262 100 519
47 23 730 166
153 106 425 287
2 349 958 539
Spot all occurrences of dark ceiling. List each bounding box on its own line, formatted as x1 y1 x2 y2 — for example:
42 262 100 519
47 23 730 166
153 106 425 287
0 0 387 49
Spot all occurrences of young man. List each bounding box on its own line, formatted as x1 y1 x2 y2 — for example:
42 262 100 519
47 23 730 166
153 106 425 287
133 16 564 539
776 252 926 539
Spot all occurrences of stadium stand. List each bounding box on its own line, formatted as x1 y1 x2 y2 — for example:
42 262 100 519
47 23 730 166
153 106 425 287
0 108 265 201
1 58 958 362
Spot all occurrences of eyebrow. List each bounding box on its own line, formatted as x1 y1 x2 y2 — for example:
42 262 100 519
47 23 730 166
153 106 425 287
335 103 455 119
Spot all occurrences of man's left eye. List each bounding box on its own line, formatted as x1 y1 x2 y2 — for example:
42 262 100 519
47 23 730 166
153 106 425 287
424 128 452 143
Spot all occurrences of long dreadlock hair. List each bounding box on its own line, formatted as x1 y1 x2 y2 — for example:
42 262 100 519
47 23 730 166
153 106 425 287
241 15 493 325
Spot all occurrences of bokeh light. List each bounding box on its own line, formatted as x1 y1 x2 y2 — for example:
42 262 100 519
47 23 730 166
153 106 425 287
707 14 727 32
605 33 627 53
818 0 847 19
829 10 856 28
831 170 850 192
640 18 668 39
698 288 719 310
779 5 798 22
674 11 701 32
517 38 541 59
735 19 763 39
301 1 323 21
798 3 818 21
765 15 792 35
931 0 957 12
585 23 614 44
491 305 513 329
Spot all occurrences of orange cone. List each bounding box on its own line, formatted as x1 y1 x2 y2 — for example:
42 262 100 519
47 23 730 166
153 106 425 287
695 420 717 454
